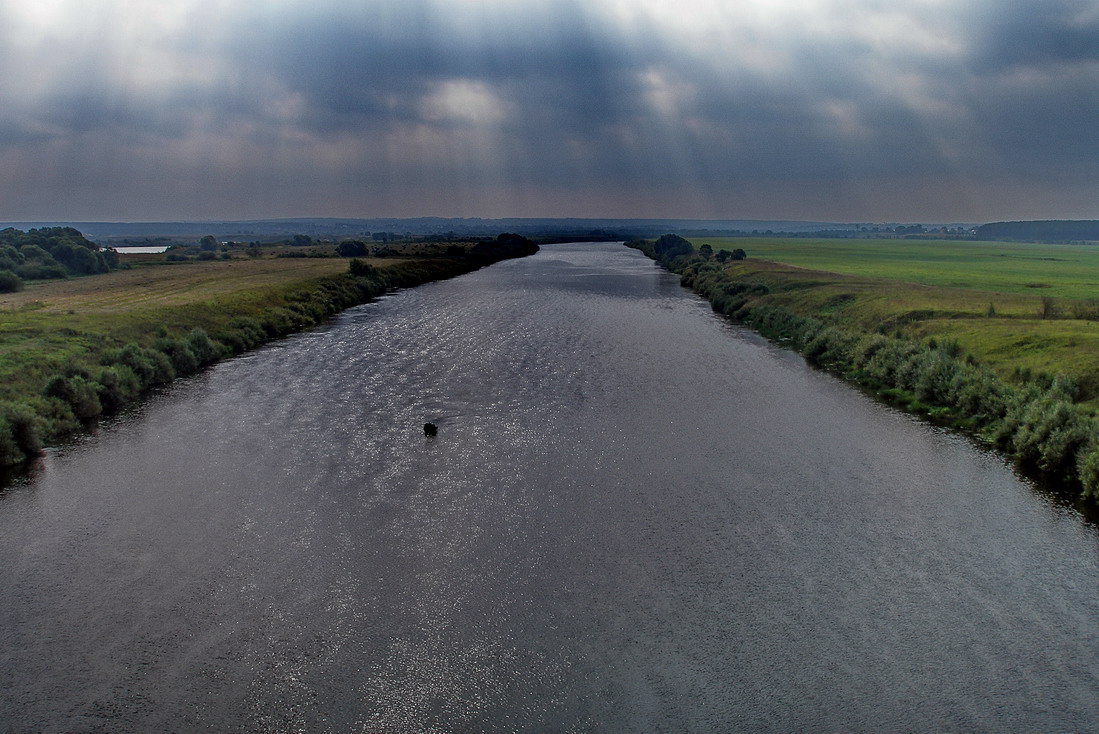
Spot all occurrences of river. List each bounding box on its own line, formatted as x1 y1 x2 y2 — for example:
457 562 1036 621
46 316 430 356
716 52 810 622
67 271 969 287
2 242 1098 732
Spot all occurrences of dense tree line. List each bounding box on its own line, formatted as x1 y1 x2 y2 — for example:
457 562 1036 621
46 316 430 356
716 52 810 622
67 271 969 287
976 220 1099 243
0 227 120 291
627 236 1099 501
468 232 539 261
626 235 744 267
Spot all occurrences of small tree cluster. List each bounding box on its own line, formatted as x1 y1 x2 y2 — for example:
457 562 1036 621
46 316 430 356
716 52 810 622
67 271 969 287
338 240 370 257
0 227 120 288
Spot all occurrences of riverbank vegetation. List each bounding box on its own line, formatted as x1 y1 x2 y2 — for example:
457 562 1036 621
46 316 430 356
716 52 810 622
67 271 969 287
0 233 537 467
627 235 1099 502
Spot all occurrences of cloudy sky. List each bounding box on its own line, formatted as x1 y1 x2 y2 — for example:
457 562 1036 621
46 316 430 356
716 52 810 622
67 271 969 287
1 0 1097 223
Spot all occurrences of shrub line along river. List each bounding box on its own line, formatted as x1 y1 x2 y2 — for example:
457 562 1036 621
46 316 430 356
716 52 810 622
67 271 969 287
2 242 1098 732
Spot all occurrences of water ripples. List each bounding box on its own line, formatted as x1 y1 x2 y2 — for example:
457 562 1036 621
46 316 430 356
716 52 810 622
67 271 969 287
3 244 1099 731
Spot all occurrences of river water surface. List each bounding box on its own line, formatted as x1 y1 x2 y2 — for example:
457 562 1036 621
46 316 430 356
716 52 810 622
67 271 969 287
2 242 1099 732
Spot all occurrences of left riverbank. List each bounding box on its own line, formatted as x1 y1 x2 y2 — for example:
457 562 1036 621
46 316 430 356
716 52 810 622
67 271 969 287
0 238 537 467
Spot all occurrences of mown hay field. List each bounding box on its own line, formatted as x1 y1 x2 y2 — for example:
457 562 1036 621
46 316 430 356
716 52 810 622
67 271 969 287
0 256 391 406
0 256 373 314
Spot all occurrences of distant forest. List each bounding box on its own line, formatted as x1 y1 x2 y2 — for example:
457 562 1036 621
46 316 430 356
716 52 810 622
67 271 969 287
976 221 1099 243
0 218 867 243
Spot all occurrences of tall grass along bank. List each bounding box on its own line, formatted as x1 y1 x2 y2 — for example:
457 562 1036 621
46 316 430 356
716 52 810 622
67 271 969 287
627 235 1099 503
0 236 538 468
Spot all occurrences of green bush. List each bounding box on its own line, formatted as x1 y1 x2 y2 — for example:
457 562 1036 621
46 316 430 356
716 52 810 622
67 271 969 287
804 327 856 365
339 241 370 258
16 263 68 280
1077 444 1099 499
288 299 326 323
914 351 959 405
950 364 1008 421
1009 397 1090 474
185 328 222 365
849 333 890 369
218 331 247 354
0 402 42 463
109 343 176 388
156 337 199 374
0 269 23 293
228 316 265 343
863 340 921 385
94 365 142 412
219 317 265 353
0 245 24 269
260 308 299 336
0 417 22 465
44 375 103 420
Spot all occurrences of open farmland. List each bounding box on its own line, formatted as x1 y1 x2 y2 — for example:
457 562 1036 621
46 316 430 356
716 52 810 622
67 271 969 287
692 237 1099 299
0 256 361 314
685 237 1099 406
0 257 376 406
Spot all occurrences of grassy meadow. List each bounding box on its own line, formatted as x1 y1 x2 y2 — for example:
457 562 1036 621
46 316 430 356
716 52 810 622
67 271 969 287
687 237 1099 405
0 256 359 405
692 237 1099 299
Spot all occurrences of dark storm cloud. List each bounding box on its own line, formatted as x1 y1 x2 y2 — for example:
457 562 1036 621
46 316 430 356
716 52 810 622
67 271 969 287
969 0 1099 71
231 1 643 135
949 0 1099 187
2 0 1099 220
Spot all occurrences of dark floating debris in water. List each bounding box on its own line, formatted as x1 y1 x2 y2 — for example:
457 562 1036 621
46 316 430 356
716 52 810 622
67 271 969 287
423 422 438 437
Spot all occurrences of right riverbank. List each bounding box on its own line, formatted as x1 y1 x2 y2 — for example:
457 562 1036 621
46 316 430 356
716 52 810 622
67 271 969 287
627 235 1099 502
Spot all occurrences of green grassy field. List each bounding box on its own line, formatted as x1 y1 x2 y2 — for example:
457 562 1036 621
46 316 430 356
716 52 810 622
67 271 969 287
0 257 365 403
685 237 1099 406
693 237 1099 299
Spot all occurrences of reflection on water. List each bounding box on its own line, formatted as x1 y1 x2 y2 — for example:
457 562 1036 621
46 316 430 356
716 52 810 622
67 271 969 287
2 243 1099 732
